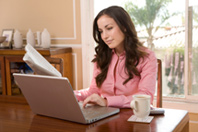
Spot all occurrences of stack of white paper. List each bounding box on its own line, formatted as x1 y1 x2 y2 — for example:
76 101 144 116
23 43 62 77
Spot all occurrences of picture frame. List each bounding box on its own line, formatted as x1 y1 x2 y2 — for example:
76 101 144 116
0 29 14 49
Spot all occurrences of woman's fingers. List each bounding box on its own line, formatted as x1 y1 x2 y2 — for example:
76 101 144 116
83 94 97 107
83 94 107 107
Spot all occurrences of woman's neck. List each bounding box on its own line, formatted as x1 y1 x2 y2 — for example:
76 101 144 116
115 48 124 56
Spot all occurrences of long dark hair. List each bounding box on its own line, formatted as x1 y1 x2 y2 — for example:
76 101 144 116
93 6 148 87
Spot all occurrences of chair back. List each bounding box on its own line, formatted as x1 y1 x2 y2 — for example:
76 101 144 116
156 59 162 108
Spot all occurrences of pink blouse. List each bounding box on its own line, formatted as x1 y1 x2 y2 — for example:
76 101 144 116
75 48 157 108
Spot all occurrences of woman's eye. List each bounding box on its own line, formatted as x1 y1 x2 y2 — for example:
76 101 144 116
107 27 113 30
98 30 103 33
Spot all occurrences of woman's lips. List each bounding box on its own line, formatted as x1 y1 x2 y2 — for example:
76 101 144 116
105 40 113 44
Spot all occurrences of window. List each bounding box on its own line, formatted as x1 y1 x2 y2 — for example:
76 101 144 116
187 2 198 97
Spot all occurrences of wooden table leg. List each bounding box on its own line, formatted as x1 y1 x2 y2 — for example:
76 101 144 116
0 56 6 95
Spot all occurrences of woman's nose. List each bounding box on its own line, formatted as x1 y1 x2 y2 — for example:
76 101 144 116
102 31 108 39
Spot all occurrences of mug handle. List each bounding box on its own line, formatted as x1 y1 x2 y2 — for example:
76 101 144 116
130 100 138 111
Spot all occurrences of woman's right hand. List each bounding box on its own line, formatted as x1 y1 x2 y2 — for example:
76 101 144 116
83 93 107 108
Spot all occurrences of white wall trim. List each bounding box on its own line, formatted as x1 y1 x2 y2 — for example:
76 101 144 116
50 44 82 48
72 53 78 90
81 0 95 89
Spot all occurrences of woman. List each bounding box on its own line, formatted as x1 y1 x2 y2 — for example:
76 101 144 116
75 6 157 108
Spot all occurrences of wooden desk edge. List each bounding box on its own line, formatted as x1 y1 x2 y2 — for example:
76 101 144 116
0 95 28 104
173 110 189 132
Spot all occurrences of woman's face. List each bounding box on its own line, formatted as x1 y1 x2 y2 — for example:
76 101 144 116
97 14 125 54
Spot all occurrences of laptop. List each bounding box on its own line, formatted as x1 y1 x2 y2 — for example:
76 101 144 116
13 73 120 124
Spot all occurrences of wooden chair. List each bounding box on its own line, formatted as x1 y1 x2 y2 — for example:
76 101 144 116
156 59 162 108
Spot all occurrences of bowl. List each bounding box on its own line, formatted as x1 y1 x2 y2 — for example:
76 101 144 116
0 36 7 43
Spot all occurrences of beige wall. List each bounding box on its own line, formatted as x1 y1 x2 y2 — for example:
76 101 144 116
0 0 81 44
0 0 83 89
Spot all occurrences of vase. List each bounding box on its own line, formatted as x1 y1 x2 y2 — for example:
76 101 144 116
26 29 35 47
36 31 41 46
41 28 51 48
14 30 23 48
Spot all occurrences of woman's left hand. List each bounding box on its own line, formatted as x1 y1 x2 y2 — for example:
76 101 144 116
83 93 107 108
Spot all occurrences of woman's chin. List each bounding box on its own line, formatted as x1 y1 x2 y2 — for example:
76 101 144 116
107 45 115 49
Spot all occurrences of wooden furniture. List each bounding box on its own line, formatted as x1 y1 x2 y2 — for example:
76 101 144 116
0 96 189 132
156 59 162 108
5 56 64 95
0 47 72 95
45 57 64 75
0 56 6 95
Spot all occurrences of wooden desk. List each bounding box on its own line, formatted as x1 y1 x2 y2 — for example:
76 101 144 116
0 47 72 95
0 96 189 132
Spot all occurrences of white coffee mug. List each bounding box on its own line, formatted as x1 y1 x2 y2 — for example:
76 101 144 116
130 94 151 119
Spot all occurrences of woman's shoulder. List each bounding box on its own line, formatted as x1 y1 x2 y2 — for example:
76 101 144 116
146 48 156 57
139 46 157 64
140 46 156 57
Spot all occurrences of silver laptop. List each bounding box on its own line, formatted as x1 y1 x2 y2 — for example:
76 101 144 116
13 73 120 124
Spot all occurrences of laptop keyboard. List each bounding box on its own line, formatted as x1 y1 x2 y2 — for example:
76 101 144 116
78 102 108 120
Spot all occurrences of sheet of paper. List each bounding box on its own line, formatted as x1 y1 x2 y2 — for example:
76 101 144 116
127 115 154 123
23 43 62 77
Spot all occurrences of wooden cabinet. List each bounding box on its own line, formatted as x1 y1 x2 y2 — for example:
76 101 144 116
0 47 73 96
0 56 6 95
